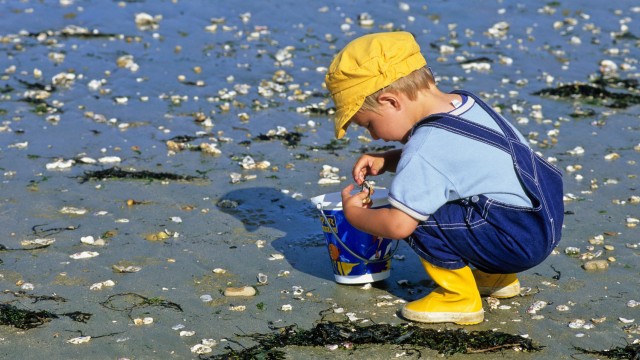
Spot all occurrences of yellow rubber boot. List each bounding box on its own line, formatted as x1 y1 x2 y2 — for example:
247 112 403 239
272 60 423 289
401 260 484 325
472 269 520 299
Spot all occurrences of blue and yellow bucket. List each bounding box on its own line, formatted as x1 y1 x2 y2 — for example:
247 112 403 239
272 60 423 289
311 189 397 284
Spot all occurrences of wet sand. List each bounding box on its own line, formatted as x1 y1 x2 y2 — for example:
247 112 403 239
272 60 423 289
0 0 639 359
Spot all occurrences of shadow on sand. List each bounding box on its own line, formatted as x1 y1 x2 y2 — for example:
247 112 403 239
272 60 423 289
216 186 430 301
217 186 337 282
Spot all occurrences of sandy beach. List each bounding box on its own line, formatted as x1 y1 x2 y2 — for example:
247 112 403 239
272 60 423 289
0 0 639 359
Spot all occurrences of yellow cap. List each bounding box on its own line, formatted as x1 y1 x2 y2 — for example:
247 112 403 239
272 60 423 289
325 32 427 139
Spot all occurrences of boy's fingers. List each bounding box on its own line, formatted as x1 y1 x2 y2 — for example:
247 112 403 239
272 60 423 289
341 184 355 198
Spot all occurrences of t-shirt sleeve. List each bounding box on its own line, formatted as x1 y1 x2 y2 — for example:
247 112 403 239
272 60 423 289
388 149 457 221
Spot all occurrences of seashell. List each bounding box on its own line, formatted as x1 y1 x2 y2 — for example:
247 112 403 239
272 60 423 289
212 268 227 274
627 300 640 308
60 206 87 215
257 273 268 284
145 231 170 241
568 319 585 329
180 331 196 337
292 286 304 296
280 304 293 311
346 313 358 322
98 156 121 164
567 146 585 156
582 259 608 271
268 253 284 261
133 317 153 325
191 344 212 354
619 317 635 324
564 247 580 256
46 159 75 170
134 13 161 30
486 297 500 310
81 236 106 246
66 336 91 344
318 178 341 185
69 251 99 259
200 143 221 155
526 300 547 314
112 265 141 273
604 153 620 161
200 295 213 303
90 280 115 290
623 324 640 334
21 238 56 247
21 283 34 291
229 305 246 312
224 286 256 297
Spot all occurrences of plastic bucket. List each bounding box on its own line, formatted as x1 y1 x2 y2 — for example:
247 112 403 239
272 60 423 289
310 189 397 284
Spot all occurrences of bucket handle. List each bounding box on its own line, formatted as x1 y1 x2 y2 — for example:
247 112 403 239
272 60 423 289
317 203 399 264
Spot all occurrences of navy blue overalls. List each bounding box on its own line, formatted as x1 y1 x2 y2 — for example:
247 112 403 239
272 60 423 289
406 90 564 274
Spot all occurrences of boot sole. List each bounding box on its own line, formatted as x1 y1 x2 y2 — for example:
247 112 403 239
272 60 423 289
478 282 521 298
401 307 484 325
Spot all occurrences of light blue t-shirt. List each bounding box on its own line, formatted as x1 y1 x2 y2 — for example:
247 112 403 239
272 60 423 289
388 94 532 221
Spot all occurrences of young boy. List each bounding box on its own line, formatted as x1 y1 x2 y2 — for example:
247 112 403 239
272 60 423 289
324 32 564 325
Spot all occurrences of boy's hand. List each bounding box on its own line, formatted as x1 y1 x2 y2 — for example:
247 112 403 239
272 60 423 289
352 154 386 185
341 184 373 209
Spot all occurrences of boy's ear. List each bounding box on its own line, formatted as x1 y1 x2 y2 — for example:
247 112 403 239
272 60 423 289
377 91 402 111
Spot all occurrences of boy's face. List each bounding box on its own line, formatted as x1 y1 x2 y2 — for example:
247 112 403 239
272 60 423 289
350 96 414 144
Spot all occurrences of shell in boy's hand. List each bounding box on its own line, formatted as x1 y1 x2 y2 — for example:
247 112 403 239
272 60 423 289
361 180 374 204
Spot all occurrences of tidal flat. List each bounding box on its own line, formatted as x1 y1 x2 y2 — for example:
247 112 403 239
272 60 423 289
0 0 639 359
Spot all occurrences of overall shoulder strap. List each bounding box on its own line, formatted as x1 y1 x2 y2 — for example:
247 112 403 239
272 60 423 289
412 113 512 154
451 89 521 142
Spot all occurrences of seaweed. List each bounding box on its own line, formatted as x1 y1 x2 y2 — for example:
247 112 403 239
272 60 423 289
79 167 204 183
4 290 67 303
308 138 350 152
0 291 93 329
354 144 397 154
0 303 58 329
32 223 80 237
575 343 640 359
204 321 542 359
533 82 640 109
100 292 183 315
252 132 303 147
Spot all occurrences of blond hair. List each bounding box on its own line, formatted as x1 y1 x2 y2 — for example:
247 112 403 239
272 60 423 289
359 66 434 113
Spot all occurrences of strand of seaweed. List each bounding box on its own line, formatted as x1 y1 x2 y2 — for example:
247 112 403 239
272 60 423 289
0 302 92 330
575 343 640 360
100 292 183 320
79 167 204 183
533 76 640 109
203 321 542 359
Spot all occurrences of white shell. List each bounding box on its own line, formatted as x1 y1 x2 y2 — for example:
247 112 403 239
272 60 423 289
66 336 91 344
69 251 99 259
